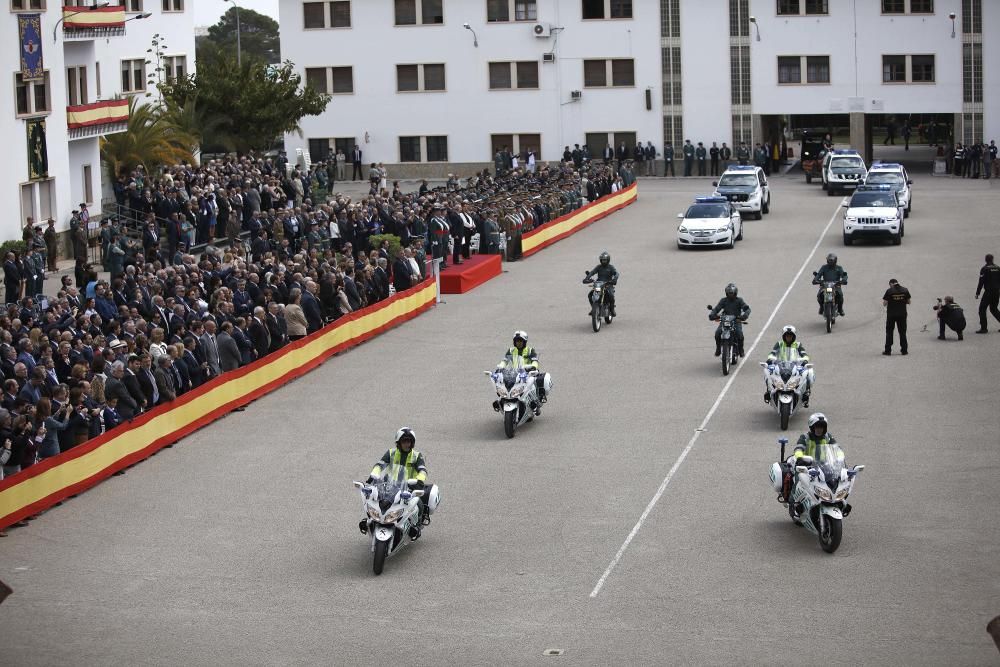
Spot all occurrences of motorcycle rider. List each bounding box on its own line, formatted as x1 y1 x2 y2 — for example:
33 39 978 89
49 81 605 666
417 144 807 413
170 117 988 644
496 330 546 414
780 412 844 505
813 253 848 316
361 427 430 540
764 325 814 407
583 251 619 317
709 283 751 357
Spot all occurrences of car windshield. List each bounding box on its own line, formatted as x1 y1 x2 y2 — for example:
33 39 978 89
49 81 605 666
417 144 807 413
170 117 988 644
685 204 729 218
718 174 757 187
850 193 895 207
831 157 864 172
867 172 904 186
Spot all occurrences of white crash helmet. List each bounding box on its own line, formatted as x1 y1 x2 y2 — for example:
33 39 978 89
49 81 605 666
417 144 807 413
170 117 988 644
513 330 528 347
395 427 416 447
781 325 797 343
807 413 828 433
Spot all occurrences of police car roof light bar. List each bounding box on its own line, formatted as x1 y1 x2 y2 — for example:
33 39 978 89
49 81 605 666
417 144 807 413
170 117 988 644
694 196 728 203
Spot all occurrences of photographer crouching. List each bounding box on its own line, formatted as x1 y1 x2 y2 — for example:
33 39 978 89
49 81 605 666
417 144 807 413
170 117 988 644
933 296 966 340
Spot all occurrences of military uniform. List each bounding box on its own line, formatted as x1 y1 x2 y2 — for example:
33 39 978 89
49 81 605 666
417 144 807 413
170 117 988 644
682 141 695 177
663 144 675 177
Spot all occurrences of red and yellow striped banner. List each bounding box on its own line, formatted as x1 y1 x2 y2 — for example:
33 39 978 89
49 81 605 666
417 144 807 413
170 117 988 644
0 279 438 529
66 99 129 129
62 5 126 29
521 183 637 257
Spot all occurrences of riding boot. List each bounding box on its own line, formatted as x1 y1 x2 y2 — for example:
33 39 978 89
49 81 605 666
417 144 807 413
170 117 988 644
359 519 368 534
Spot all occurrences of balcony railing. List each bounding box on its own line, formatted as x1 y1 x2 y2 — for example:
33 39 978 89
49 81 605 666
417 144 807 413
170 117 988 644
66 98 129 139
61 5 126 40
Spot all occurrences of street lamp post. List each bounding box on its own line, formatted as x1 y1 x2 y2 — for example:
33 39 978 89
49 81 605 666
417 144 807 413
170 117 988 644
225 0 242 67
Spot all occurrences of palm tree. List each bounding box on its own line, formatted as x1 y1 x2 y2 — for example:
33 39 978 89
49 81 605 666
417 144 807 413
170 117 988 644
158 94 236 158
100 97 195 182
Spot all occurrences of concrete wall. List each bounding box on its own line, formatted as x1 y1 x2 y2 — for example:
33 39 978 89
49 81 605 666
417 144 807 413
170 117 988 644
678 2 732 146
982 0 1000 143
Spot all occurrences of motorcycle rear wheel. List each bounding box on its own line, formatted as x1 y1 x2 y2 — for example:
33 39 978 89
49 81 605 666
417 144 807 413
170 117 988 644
779 401 791 430
591 303 602 332
503 409 516 438
819 516 843 553
373 539 389 575
721 342 731 375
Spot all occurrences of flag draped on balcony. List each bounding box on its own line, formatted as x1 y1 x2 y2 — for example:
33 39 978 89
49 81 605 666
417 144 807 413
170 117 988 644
62 5 127 30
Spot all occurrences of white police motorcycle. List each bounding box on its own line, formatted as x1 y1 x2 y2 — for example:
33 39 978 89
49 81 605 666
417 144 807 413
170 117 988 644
760 360 812 430
485 366 553 438
769 437 864 553
354 463 440 575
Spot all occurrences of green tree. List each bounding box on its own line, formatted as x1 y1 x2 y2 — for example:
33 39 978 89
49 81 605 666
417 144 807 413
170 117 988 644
159 53 330 153
203 6 279 64
100 97 195 181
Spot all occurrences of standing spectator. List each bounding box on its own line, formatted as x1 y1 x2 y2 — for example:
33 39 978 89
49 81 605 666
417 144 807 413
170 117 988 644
695 142 707 176
720 142 732 171
882 278 911 355
336 148 347 181
352 145 363 181
105 361 139 420
35 397 71 459
633 140 644 174
953 143 965 177
901 121 912 151
975 253 1000 333
44 219 58 272
644 141 656 176
4 252 21 305
709 142 720 177
883 118 896 145
285 289 308 341
682 140 695 176
248 306 270 359
217 321 242 372
736 141 750 166
663 142 675 177
967 142 981 179
934 296 966 340
393 249 414 294
989 140 999 179
199 320 222 378
153 355 176 404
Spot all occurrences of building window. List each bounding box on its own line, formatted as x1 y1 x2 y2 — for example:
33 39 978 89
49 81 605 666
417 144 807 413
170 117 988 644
584 131 635 157
488 0 536 21
426 136 448 161
805 0 828 12
583 59 634 87
67 66 88 106
396 64 445 92
11 0 45 9
83 165 93 205
164 55 186 82
778 0 828 14
330 66 353 93
121 58 146 93
305 67 328 92
399 136 448 162
394 0 443 25
582 0 632 19
308 138 332 161
777 56 801 84
15 72 50 116
805 56 829 83
962 42 982 103
911 54 934 82
488 61 538 89
962 0 982 34
303 2 326 27
304 2 351 29
777 0 799 13
910 0 933 12
882 0 904 12
491 133 541 159
96 62 101 98
882 55 906 82
161 0 183 11
331 1 351 26
399 136 421 162
125 0 143 11
20 181 55 225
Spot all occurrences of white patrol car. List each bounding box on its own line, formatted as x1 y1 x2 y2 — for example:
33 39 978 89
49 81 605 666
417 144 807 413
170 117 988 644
822 150 867 196
841 185 905 246
676 196 743 249
712 165 770 219
865 162 912 217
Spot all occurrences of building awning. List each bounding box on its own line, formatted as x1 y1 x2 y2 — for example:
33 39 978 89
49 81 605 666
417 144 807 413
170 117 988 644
67 98 129 129
62 5 126 29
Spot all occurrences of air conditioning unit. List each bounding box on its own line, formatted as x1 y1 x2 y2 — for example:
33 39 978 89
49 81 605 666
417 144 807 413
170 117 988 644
542 52 556 63
532 23 551 38
570 90 582 101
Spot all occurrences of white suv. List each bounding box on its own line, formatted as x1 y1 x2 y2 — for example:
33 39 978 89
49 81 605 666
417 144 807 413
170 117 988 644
712 165 770 220
822 150 867 196
841 185 905 246
865 162 912 217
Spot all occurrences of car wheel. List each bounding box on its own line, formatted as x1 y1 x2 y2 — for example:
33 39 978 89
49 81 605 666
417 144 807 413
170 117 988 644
843 233 853 246
736 223 744 241
827 187 835 196
806 174 813 184
900 222 905 238
762 197 770 215
727 231 735 249
892 232 902 246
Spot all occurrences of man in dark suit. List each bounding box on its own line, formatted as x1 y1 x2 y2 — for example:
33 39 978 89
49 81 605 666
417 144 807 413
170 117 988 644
137 353 159 407
266 303 285 353
198 320 222 378
352 145 363 181
301 282 323 332
373 259 391 301
342 268 362 311
217 322 242 372
142 219 161 263
4 252 22 305
392 251 414 294
105 361 139 419
123 355 147 413
248 307 271 360
154 355 177 403
233 318 255 366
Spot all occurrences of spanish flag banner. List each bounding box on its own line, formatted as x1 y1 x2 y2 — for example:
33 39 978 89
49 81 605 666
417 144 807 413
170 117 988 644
0 279 437 529
62 5 126 30
66 99 129 129
521 183 637 257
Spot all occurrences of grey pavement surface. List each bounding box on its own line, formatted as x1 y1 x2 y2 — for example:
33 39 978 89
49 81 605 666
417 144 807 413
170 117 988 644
2 173 1000 666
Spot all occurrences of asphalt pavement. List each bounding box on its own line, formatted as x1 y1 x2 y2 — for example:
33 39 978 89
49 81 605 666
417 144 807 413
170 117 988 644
2 170 999 666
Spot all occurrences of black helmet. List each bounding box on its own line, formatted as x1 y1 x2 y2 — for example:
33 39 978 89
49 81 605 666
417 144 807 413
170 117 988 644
725 283 738 298
826 253 838 267
599 251 610 265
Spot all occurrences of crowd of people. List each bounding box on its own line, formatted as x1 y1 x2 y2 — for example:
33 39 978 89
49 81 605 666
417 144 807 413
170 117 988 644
0 150 628 497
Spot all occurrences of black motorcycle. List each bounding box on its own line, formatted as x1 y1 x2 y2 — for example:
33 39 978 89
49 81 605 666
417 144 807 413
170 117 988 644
708 305 747 376
584 274 615 333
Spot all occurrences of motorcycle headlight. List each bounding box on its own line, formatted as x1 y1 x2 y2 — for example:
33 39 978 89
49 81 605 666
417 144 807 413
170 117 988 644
383 508 404 523
786 377 800 388
366 505 381 519
771 380 785 391
815 486 833 501
510 386 524 397
834 488 850 500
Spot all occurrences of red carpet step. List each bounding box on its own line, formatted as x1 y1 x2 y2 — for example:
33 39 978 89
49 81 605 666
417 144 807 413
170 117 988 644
439 254 502 294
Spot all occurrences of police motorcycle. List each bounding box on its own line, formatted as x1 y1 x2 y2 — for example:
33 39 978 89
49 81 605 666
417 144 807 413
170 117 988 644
583 273 614 332
485 366 551 438
760 360 812 430
813 274 844 334
353 463 440 575
768 437 864 553
707 305 746 376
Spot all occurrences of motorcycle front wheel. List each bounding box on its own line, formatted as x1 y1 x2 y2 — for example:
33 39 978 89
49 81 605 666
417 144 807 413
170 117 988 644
603 303 612 324
819 516 843 553
825 304 834 333
373 539 389 575
504 409 516 438
721 342 731 375
779 401 791 430
591 303 602 332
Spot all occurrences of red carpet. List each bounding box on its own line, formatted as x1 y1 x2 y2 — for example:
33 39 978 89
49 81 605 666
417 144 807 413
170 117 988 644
439 254 502 294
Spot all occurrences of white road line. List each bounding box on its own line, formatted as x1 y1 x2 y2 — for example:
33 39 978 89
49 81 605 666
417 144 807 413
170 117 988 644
589 202 844 598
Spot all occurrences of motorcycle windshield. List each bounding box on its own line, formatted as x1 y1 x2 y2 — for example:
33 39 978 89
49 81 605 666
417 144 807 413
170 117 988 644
778 361 795 381
374 464 406 511
502 367 519 389
814 443 846 488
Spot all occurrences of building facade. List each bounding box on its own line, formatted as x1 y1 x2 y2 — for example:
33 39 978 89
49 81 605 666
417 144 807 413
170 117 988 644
1 1 195 245
280 0 997 175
